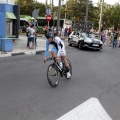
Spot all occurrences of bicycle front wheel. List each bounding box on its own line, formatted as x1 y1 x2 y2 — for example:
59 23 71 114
47 64 60 88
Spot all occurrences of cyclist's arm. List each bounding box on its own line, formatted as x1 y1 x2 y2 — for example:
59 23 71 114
44 40 50 57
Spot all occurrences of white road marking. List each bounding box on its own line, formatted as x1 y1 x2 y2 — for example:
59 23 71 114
57 97 112 120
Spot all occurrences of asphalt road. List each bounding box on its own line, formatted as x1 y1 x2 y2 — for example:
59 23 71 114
0 45 120 120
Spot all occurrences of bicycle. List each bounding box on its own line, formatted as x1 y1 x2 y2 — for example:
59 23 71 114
46 57 72 88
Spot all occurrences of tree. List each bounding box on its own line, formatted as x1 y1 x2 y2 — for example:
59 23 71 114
103 3 120 30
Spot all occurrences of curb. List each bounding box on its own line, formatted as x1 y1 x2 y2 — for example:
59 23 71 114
0 50 45 58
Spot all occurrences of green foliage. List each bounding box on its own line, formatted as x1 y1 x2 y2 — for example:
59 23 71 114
19 0 46 16
19 0 120 30
103 4 120 30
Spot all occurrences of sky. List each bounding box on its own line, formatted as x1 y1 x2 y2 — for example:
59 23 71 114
38 0 120 6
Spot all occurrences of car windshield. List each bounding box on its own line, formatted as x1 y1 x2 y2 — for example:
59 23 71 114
88 34 96 38
81 33 96 38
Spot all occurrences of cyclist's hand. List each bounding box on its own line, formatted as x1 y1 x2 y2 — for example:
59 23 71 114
44 57 46 63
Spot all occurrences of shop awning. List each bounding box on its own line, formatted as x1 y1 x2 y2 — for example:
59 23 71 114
6 12 17 19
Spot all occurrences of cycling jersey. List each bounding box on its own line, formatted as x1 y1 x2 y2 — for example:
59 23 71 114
45 36 66 57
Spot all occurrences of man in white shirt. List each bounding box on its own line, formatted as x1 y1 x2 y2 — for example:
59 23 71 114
26 24 31 47
28 24 35 49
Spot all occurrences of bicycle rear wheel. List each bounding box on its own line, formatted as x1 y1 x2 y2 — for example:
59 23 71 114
47 63 60 88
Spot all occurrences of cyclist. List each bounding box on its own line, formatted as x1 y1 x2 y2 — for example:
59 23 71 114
44 32 71 78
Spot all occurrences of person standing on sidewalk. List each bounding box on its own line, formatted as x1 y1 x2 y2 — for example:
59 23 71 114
101 30 106 46
64 26 68 40
113 30 118 48
28 24 35 49
26 24 31 47
68 27 72 37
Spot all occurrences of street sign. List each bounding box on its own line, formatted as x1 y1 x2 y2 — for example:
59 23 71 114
32 9 38 19
46 8 51 15
46 14 52 22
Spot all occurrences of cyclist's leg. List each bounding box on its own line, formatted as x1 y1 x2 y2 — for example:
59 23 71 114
61 56 71 78
59 46 71 78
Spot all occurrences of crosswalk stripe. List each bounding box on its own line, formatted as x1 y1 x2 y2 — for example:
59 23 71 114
57 97 112 120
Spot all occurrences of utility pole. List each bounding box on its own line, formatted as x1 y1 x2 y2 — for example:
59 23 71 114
52 0 55 35
99 0 104 34
56 0 61 35
51 0 53 12
85 0 89 23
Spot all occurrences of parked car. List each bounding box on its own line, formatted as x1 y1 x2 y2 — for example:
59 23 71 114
68 31 103 50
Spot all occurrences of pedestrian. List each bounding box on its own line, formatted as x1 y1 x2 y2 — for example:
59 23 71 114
68 26 72 37
101 31 106 46
44 25 48 36
64 26 68 40
26 23 31 48
28 24 35 49
112 30 118 48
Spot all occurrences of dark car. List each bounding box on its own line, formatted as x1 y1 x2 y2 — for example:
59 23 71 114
68 31 103 50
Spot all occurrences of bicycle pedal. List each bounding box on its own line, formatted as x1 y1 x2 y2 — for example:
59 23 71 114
51 74 56 76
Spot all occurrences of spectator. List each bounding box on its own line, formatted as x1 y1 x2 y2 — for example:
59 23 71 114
64 26 68 39
113 30 118 48
28 24 35 49
68 26 72 36
26 24 31 48
101 31 106 46
44 25 48 36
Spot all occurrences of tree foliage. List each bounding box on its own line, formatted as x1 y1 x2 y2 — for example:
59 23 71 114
103 3 120 30
18 0 120 30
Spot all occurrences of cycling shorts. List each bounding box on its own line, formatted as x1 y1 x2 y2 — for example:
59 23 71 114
58 41 66 56
51 46 58 53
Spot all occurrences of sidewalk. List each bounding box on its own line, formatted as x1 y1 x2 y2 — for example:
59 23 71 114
0 35 47 57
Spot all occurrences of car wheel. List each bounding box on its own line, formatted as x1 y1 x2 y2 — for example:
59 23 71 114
78 41 83 50
68 38 72 46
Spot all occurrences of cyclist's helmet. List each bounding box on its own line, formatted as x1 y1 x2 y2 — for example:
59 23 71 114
46 32 53 39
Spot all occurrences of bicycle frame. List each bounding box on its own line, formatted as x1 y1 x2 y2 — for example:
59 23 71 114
53 60 63 73
47 57 64 75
